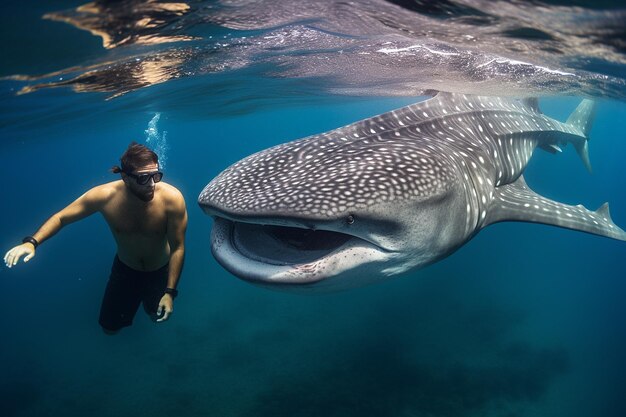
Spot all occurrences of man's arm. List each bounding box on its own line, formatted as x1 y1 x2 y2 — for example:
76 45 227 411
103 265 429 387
3 186 107 268
156 190 188 322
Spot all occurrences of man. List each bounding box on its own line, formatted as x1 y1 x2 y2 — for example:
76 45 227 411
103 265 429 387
3 142 188 334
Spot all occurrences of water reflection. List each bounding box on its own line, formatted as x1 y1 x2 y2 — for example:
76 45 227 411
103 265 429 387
43 0 195 49
4 0 626 103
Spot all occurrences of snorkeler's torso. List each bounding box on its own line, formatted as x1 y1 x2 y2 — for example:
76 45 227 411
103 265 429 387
101 181 170 271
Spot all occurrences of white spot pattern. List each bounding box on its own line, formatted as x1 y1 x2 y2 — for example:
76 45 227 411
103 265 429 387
199 93 601 239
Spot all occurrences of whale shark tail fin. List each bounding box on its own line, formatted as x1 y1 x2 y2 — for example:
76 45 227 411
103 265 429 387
566 99 596 173
567 99 596 137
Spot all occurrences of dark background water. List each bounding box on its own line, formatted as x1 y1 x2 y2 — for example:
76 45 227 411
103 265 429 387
1 1 626 417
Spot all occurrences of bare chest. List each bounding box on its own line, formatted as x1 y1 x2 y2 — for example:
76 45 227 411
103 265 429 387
102 201 167 236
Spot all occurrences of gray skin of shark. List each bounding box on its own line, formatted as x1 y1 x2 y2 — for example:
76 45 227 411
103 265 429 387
199 93 625 292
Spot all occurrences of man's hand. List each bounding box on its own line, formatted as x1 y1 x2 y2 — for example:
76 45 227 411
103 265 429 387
4 243 35 268
156 293 174 322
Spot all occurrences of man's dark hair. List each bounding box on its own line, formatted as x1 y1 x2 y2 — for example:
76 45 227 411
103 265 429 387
111 142 159 174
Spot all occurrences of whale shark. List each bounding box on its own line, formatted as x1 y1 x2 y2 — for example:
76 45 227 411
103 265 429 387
198 93 625 292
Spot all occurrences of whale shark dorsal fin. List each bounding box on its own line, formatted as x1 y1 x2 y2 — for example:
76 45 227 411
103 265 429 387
596 202 611 218
484 176 626 241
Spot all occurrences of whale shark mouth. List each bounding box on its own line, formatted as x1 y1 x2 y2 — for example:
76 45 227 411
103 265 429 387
231 221 353 265
209 216 388 288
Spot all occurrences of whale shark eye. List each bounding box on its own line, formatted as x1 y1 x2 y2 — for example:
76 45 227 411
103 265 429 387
346 215 355 225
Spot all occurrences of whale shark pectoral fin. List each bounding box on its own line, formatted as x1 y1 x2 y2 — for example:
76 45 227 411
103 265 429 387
484 176 626 241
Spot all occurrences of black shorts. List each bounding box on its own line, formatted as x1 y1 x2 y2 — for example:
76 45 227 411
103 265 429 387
98 255 169 331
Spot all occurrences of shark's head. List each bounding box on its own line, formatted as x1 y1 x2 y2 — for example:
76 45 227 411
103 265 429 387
199 129 464 292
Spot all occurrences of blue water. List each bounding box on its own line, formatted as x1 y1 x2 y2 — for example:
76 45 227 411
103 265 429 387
1 2 626 417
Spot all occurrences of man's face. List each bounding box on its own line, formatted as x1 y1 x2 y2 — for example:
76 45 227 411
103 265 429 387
124 162 160 202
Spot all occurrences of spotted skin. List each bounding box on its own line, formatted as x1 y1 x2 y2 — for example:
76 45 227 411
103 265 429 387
199 93 625 291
